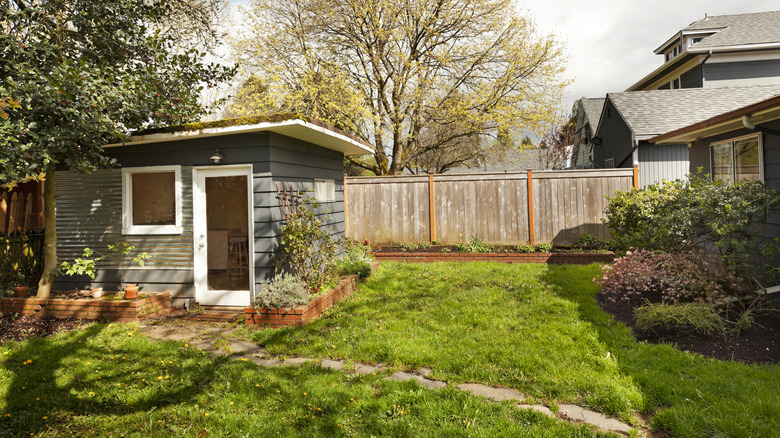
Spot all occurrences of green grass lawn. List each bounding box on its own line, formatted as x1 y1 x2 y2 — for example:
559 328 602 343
0 323 610 437
239 262 780 438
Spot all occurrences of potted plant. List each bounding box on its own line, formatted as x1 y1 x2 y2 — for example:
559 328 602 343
108 243 150 300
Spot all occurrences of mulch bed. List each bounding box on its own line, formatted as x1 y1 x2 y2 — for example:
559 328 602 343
597 295 780 364
0 313 89 346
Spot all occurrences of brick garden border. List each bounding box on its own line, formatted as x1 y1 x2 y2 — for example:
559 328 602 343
373 251 614 264
0 291 172 322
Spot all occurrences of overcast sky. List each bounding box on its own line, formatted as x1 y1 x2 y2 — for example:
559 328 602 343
519 0 780 110
226 0 780 113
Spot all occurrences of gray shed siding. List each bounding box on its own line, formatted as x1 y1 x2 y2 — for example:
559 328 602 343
704 59 780 87
54 131 347 303
688 119 780 240
637 143 690 187
593 100 634 169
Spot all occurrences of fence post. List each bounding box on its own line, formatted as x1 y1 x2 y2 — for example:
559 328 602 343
343 179 349 239
527 168 535 245
428 172 436 244
633 164 639 190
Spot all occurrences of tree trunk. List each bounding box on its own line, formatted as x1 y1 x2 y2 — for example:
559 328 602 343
36 170 56 298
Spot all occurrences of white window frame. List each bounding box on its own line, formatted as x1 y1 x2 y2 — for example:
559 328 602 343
314 179 336 203
121 165 183 235
709 133 764 182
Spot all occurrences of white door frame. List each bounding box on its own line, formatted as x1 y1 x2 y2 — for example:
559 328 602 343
192 165 255 306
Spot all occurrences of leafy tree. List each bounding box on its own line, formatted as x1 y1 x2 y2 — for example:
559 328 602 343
537 116 576 170
231 0 567 175
0 0 235 297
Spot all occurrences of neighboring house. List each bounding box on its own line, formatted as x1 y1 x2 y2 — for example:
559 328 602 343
648 94 780 240
54 116 373 308
627 11 780 92
571 97 605 169
592 85 780 187
446 147 543 173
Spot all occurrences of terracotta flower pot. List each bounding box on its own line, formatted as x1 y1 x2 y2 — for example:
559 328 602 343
91 288 104 299
124 284 138 300
13 286 28 298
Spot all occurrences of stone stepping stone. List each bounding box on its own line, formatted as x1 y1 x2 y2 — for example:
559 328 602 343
558 404 632 434
186 339 215 350
456 383 526 402
354 363 383 375
418 367 432 377
228 340 264 355
517 404 554 417
139 327 193 342
320 359 345 371
250 357 282 367
385 372 446 390
278 357 313 366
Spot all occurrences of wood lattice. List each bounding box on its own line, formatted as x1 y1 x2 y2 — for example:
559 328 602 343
275 183 302 222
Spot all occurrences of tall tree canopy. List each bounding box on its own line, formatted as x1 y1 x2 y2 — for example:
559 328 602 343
0 0 235 296
231 0 567 174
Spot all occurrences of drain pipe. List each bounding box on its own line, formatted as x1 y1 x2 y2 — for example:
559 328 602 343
700 50 712 86
742 114 780 136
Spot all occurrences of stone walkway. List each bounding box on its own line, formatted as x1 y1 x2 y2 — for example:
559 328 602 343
139 324 637 436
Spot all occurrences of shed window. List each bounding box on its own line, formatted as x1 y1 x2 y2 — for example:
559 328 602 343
314 179 335 203
122 166 183 235
711 134 762 182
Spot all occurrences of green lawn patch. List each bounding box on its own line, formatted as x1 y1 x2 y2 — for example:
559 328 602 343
0 322 609 437
241 262 780 437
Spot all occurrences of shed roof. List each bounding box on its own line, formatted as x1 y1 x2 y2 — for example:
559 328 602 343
106 114 375 156
604 85 780 141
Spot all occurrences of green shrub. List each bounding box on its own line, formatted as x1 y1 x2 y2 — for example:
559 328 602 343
254 273 309 309
515 245 535 253
338 245 373 279
634 302 727 336
602 173 780 285
535 242 552 252
277 196 339 293
575 232 606 248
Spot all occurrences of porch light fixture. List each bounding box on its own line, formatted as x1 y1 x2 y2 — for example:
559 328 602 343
210 149 224 164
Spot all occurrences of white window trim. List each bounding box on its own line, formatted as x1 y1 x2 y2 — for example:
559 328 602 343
710 133 764 182
121 165 183 235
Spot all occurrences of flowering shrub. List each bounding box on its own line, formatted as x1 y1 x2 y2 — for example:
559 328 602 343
597 249 748 304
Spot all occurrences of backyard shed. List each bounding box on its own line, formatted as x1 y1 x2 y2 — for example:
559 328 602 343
53 116 373 308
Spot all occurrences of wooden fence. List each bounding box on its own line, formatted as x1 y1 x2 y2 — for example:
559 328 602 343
0 186 45 278
345 167 637 244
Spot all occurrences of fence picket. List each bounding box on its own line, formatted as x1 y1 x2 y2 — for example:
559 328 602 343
0 193 7 236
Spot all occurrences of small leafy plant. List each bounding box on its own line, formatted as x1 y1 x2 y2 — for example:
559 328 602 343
575 232 606 248
634 302 727 337
535 242 553 252
58 244 149 289
515 245 535 253
108 243 150 289
253 273 309 309
338 245 373 279
455 235 493 253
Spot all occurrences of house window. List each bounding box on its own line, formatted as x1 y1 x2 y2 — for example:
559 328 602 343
314 179 335 203
710 134 762 182
122 165 183 235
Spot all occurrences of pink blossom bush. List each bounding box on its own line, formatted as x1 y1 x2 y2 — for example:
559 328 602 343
597 249 748 304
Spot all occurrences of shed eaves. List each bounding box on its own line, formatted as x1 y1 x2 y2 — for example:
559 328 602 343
607 85 780 140
685 11 780 49
581 98 605 133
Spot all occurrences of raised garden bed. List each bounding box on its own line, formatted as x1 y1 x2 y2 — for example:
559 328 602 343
0 291 172 322
372 245 614 264
245 263 379 328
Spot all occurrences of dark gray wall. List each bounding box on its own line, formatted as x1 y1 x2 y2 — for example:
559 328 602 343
54 131 347 302
681 65 702 88
593 99 634 168
703 59 780 84
688 119 780 240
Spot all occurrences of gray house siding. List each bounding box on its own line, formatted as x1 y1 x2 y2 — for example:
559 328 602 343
681 65 702 88
593 100 634 168
54 131 348 303
637 143 690 187
704 59 780 87
688 119 780 240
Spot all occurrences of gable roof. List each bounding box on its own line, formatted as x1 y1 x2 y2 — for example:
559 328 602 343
649 94 780 144
105 114 375 156
603 85 780 141
683 11 780 52
581 98 605 133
